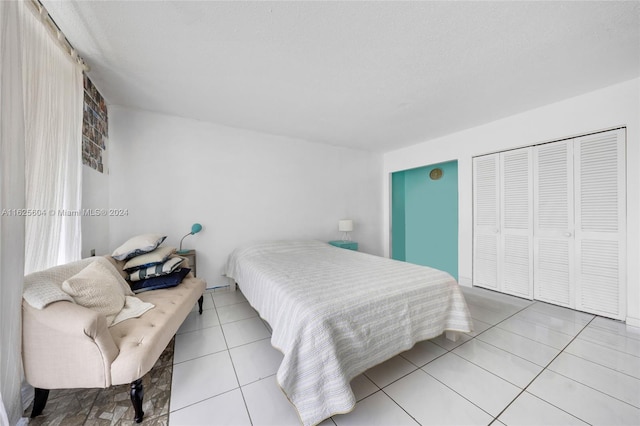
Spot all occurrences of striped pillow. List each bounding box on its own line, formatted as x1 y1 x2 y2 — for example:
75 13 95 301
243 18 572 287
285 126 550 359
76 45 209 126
123 246 175 272
128 257 184 282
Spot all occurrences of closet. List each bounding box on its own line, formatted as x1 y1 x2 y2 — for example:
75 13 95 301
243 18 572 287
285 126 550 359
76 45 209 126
473 128 626 320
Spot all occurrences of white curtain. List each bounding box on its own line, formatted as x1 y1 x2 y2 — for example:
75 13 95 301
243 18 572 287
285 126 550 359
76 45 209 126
1 1 83 423
0 1 27 424
23 2 83 274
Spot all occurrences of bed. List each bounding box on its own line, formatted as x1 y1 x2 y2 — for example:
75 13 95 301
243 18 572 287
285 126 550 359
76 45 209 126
224 240 473 426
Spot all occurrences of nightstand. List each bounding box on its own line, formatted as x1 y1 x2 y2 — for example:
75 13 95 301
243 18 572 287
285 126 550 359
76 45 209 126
329 240 358 251
177 249 197 277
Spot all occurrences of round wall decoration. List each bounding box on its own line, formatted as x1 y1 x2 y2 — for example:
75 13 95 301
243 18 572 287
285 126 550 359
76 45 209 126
429 168 443 180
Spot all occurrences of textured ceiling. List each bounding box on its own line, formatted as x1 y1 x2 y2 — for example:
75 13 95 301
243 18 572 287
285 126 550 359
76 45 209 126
42 1 640 152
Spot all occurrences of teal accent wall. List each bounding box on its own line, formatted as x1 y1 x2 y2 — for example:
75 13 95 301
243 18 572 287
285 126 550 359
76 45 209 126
391 172 406 261
391 161 459 280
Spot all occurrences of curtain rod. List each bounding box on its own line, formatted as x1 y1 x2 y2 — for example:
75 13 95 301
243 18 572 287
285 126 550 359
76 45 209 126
27 0 90 72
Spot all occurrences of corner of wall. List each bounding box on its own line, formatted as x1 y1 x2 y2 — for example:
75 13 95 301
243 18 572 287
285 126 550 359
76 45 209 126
81 164 110 257
626 316 640 328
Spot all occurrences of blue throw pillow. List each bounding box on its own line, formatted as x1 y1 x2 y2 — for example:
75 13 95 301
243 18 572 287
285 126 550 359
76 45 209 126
130 268 191 294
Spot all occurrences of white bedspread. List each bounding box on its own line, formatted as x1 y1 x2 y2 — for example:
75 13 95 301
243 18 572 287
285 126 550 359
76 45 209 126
225 240 473 426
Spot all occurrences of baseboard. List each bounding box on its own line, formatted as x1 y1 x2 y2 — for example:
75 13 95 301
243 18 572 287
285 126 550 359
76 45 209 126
626 316 640 328
458 276 472 287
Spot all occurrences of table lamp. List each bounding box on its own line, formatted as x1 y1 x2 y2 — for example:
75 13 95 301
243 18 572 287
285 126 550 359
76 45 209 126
338 219 353 241
178 223 202 254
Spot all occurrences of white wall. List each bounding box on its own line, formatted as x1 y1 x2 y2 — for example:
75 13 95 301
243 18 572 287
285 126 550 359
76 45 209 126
383 78 640 326
109 107 383 287
81 165 110 258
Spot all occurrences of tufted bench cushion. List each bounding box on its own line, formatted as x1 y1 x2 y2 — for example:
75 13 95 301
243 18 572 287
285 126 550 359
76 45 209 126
109 275 204 384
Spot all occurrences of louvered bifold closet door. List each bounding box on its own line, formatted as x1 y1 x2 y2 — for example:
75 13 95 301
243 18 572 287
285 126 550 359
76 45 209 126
533 141 574 307
500 148 533 298
574 129 626 320
473 154 500 290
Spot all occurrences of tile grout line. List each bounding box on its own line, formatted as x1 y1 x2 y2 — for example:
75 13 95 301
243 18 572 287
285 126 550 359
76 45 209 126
473 301 593 422
168 387 243 418
374 303 536 425
542 353 640 410
576 332 640 359
213 295 256 426
170 293 253 424
421 303 539 422
218 288 287 425
559 347 640 380
587 323 640 343
489 314 597 424
394 299 596 424
360 300 637 424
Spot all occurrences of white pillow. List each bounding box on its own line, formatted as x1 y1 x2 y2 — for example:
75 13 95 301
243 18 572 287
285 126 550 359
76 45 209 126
123 246 176 271
112 233 166 261
61 261 126 325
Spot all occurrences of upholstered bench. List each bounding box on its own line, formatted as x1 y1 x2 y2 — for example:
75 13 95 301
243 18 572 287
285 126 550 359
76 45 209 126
22 255 206 423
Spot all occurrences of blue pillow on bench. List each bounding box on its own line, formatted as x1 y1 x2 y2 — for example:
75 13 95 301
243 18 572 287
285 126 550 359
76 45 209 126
130 268 191 294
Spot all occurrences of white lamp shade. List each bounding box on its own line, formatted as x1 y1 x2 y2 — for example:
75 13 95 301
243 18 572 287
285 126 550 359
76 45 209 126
338 220 354 232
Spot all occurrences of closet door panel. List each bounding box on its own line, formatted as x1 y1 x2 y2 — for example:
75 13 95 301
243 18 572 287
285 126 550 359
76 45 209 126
500 148 533 299
475 235 499 290
533 141 574 307
536 239 571 305
502 235 532 298
473 154 500 290
578 240 620 316
574 129 626 319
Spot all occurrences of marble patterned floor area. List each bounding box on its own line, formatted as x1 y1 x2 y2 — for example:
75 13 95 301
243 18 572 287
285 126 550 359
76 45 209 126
23 337 175 425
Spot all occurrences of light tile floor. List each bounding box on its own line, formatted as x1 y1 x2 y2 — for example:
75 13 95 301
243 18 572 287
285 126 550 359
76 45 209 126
170 286 640 425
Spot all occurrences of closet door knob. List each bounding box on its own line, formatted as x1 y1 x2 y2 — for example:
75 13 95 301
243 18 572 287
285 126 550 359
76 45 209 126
564 232 572 237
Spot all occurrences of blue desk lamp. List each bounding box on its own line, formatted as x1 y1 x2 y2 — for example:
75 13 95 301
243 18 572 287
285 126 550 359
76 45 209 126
178 223 202 254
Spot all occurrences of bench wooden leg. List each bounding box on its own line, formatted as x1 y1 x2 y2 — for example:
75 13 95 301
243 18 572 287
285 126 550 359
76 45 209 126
198 295 204 314
30 387 49 418
130 379 144 423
